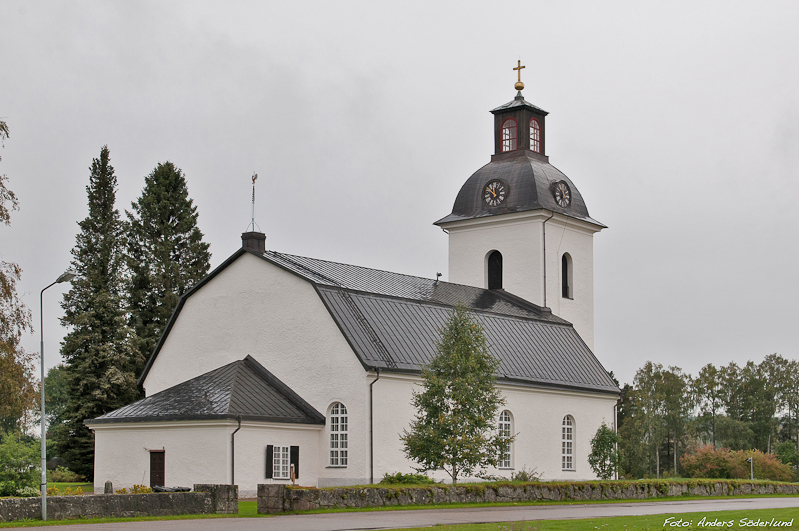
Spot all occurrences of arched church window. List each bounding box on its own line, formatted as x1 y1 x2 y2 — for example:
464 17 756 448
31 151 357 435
488 251 503 290
501 118 517 152
498 410 513 469
329 403 348 466
529 118 541 153
562 253 573 299
562 415 574 470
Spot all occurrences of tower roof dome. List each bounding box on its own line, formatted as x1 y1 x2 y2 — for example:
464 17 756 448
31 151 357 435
434 151 604 227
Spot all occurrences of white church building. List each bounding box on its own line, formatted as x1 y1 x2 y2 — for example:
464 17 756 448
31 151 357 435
87 82 620 495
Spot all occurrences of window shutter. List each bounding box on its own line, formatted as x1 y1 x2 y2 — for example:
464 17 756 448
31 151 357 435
265 445 273 479
290 446 299 479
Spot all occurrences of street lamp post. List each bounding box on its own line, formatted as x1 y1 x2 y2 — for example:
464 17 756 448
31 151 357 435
40 271 77 521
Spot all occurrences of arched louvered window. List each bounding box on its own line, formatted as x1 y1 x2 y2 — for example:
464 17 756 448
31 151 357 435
498 410 513 469
562 415 574 470
329 403 348 466
529 118 541 153
501 118 517 152
488 251 503 290
562 253 573 299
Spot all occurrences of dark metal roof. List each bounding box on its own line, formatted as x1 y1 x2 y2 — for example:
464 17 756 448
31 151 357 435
490 93 549 115
261 251 567 324
316 287 619 394
434 151 605 227
89 355 325 425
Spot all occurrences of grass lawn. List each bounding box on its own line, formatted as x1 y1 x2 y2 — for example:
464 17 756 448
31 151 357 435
2 506 798 529
389 508 799 530
45 483 93 494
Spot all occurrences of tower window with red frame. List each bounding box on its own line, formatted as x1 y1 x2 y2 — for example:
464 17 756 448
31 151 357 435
501 118 517 152
529 118 541 153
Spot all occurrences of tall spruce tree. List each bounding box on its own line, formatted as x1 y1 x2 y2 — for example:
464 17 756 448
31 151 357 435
126 161 210 374
54 146 142 479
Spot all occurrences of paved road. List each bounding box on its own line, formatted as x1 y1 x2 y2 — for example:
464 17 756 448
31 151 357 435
20 497 799 530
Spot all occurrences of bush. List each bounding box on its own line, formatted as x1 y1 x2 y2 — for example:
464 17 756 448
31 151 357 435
15 486 40 497
681 445 793 481
510 466 541 482
379 472 435 485
0 432 40 496
48 466 83 482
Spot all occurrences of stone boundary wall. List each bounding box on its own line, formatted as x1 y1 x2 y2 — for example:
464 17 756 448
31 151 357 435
0 484 237 522
257 480 799 514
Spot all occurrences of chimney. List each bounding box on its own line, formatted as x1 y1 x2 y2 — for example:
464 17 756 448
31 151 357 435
241 231 266 253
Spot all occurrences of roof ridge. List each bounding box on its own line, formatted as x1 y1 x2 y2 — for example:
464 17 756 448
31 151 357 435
242 355 325 423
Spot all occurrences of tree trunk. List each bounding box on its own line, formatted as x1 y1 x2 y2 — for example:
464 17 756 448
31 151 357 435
674 438 677 476
656 444 660 479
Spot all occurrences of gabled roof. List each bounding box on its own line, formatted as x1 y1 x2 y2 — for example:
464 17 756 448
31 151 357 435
262 251 566 324
91 355 325 425
138 248 620 396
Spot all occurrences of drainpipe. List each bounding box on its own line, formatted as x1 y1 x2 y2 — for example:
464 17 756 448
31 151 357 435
542 211 555 307
369 368 381 485
614 403 619 480
231 416 241 485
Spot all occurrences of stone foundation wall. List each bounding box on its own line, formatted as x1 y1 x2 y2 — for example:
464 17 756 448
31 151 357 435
0 484 237 522
258 480 799 514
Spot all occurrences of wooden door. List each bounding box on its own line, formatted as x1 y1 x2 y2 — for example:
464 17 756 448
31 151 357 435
150 451 165 487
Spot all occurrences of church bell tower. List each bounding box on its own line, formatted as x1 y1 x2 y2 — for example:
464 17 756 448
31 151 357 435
434 62 606 350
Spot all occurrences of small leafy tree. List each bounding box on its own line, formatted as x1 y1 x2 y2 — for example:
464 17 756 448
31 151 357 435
0 432 39 496
401 305 511 484
588 421 621 480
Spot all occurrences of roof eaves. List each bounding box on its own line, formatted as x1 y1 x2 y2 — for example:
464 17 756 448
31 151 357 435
85 413 326 426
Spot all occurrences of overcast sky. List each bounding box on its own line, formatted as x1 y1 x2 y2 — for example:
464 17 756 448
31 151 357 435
2 1 797 386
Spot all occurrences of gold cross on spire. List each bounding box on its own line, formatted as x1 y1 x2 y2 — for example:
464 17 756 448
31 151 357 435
513 60 525 91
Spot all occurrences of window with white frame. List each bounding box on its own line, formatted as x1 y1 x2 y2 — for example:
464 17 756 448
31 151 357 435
273 446 290 479
529 118 541 153
329 402 348 466
498 410 513 469
562 415 574 470
501 118 518 152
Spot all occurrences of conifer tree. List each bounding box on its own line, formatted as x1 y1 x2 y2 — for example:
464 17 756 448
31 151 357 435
53 146 142 479
126 162 210 374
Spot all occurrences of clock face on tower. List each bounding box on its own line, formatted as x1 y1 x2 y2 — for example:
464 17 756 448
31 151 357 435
483 180 507 207
553 181 571 208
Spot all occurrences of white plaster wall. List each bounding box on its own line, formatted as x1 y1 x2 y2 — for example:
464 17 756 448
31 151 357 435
371 373 617 483
444 212 599 351
92 420 324 496
141 252 372 486
91 421 230 493
446 212 545 306
543 216 596 350
232 422 323 496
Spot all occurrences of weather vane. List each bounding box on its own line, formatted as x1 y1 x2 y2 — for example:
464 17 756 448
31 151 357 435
513 59 525 91
248 172 261 232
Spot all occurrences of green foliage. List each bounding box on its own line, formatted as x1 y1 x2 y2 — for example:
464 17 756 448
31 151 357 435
53 146 142 480
510 466 541 482
379 472 436 485
126 161 211 376
588 422 621 480
43 364 69 428
776 441 799 467
15 485 40 497
680 445 792 481
401 305 510 484
0 432 40 496
48 466 83 482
